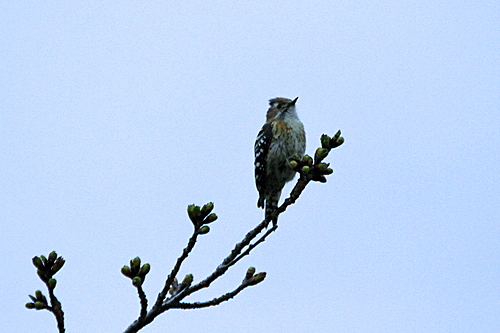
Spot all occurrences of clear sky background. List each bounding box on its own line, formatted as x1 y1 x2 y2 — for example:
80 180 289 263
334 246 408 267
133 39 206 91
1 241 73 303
2 1 499 332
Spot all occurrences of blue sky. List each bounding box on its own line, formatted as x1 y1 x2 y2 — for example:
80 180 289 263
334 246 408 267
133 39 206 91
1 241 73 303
2 1 499 332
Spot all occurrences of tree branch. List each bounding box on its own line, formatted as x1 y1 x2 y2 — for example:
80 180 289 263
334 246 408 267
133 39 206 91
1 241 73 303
137 286 148 320
28 132 344 333
47 287 65 333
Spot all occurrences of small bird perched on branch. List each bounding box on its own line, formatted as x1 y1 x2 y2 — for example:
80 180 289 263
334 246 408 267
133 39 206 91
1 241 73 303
254 97 306 226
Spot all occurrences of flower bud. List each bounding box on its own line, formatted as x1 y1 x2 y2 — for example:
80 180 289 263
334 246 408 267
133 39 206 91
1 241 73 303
302 155 313 166
40 255 48 265
35 290 43 300
317 163 329 171
251 272 267 284
140 263 151 275
324 168 334 175
199 226 210 234
52 257 65 274
182 274 193 287
48 251 57 264
187 204 201 220
315 148 329 162
121 265 132 277
321 134 331 148
32 256 43 269
131 257 141 271
203 213 218 224
34 301 45 310
246 266 256 279
132 276 142 287
330 131 344 148
301 166 310 174
48 278 57 289
289 160 298 170
200 202 214 218
25 302 36 309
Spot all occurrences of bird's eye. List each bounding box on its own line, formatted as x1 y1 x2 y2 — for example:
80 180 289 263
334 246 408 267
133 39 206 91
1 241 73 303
277 103 283 109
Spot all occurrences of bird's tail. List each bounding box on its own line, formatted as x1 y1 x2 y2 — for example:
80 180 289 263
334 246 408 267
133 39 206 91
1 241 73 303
264 191 282 227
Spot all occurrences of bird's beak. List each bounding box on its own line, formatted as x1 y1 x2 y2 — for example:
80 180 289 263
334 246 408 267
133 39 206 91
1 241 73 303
291 97 298 105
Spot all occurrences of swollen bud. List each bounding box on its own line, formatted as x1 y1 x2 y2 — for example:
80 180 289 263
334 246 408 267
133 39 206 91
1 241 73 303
131 257 141 270
140 263 151 275
317 163 329 171
52 257 65 274
200 202 214 218
301 166 310 174
330 131 344 148
48 278 57 289
187 204 202 226
315 148 329 162
121 265 132 278
289 160 298 170
321 134 331 148
187 204 196 217
25 302 36 309
302 155 313 166
203 213 218 224
132 276 142 287
48 251 57 264
34 301 45 310
251 272 267 284
324 168 334 175
35 290 43 300
246 266 256 279
182 274 193 287
188 205 201 219
199 226 210 234
40 255 48 265
32 256 43 269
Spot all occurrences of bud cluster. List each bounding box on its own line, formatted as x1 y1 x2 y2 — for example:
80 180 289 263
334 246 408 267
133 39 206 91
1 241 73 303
243 266 267 285
32 251 65 287
121 257 151 287
321 130 344 150
187 202 218 232
25 289 48 310
288 131 344 183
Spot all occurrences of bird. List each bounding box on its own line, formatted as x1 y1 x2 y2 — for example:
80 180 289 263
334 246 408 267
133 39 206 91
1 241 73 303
254 97 306 226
